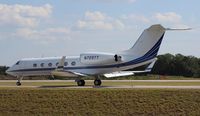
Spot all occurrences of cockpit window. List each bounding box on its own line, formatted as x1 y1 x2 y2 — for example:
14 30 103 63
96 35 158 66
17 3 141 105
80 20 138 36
15 61 20 65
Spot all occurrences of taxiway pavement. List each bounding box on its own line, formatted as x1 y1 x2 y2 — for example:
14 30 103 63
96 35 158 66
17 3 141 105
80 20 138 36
1 80 200 89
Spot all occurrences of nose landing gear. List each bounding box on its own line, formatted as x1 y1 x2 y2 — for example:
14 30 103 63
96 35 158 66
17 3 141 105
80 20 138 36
16 76 23 86
16 82 21 86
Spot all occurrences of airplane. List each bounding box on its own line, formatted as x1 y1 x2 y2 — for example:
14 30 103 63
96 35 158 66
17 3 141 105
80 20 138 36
6 24 190 86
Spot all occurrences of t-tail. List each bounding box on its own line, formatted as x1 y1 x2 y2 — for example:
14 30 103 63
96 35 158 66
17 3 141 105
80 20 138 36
122 24 165 62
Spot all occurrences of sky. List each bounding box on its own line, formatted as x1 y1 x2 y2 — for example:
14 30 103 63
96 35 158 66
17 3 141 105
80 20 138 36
0 0 200 66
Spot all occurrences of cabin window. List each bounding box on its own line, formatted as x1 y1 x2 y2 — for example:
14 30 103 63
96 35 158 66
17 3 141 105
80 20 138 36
15 61 20 65
33 63 37 67
64 62 68 66
71 61 76 66
48 63 52 67
40 63 44 67
56 62 59 66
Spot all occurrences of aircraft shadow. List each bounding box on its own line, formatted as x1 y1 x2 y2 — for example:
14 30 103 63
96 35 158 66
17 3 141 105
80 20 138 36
38 85 112 88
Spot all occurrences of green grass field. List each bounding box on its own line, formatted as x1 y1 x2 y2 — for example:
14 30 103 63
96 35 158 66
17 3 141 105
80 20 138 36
0 88 200 116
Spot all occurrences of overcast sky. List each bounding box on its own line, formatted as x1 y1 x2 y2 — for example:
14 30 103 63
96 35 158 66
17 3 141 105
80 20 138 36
0 0 200 66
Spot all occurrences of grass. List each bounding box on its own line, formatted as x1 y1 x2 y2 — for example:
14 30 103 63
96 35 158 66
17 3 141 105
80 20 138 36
0 88 200 115
1 81 200 86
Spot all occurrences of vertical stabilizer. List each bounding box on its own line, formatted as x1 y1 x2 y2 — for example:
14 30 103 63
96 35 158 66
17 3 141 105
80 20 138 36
123 24 165 59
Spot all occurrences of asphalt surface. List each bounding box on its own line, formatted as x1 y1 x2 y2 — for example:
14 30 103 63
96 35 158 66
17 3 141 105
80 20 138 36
1 80 200 89
1 80 200 82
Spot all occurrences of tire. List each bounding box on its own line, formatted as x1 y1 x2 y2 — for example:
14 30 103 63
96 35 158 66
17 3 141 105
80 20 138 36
77 79 85 86
94 79 101 86
16 82 21 86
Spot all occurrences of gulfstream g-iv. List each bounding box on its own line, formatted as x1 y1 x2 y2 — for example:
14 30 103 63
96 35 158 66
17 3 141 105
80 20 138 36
6 24 186 86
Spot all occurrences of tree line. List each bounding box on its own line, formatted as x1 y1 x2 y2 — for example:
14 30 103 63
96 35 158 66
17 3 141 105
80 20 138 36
152 53 200 77
0 66 8 75
1 53 200 77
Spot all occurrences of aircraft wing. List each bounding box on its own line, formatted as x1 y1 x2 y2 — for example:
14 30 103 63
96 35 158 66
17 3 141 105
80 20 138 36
51 56 87 77
51 70 87 77
104 58 157 78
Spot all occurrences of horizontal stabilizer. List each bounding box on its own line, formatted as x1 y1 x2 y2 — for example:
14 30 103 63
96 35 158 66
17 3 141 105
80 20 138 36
165 28 192 31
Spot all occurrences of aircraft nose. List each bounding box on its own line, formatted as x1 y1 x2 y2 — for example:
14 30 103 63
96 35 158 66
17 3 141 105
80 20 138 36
6 67 13 75
6 68 10 73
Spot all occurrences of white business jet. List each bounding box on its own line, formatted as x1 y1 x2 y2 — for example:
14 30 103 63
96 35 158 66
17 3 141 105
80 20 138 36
6 24 185 86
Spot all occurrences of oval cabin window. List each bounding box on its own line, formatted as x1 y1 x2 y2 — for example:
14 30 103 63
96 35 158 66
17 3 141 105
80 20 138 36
64 62 68 66
33 63 37 67
48 63 52 67
71 61 76 66
40 63 44 67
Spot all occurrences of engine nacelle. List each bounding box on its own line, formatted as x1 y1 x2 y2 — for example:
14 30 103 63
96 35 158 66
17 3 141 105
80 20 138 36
80 52 122 65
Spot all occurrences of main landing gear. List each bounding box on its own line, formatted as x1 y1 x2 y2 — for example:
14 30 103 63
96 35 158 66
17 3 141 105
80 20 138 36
16 76 23 86
76 76 102 86
77 79 85 86
94 79 101 86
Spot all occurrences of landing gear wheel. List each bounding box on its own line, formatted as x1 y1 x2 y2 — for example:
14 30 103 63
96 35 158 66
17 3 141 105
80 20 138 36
94 79 101 86
16 82 21 86
77 79 85 86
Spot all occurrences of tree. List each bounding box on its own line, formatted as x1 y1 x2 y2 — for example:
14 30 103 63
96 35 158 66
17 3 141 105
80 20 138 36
152 53 200 77
0 66 9 75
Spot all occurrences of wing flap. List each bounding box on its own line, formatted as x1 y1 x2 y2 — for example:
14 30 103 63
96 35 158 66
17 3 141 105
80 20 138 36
104 71 134 78
104 58 157 78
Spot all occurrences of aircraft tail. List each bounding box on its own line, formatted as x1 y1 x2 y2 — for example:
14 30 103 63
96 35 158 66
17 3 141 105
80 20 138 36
123 24 165 60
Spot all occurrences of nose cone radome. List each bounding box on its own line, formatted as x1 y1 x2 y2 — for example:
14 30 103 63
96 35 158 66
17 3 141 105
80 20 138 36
6 67 14 76
6 67 10 74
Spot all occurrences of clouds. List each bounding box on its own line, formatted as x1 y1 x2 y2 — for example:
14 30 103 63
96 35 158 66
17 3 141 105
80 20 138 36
15 27 70 41
153 12 189 28
121 12 188 28
0 4 71 43
77 11 124 30
121 14 150 23
0 3 189 44
154 12 181 23
0 4 52 27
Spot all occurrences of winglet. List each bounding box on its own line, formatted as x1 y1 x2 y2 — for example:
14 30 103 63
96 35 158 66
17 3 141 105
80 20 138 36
145 58 157 72
57 56 66 69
